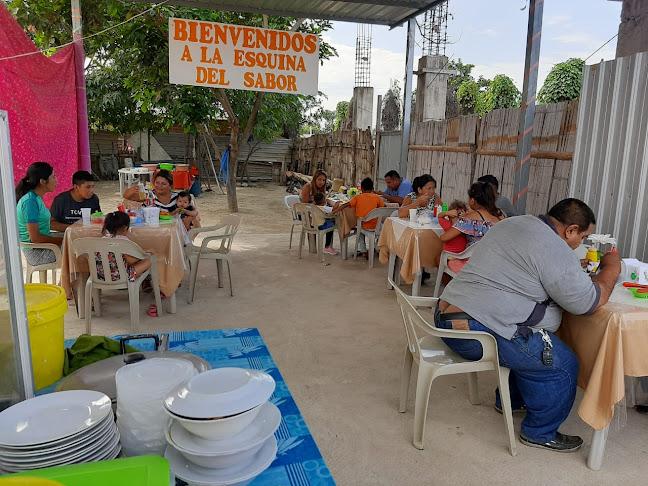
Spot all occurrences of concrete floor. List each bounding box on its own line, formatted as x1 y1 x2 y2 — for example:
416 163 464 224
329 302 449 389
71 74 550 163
62 232 648 486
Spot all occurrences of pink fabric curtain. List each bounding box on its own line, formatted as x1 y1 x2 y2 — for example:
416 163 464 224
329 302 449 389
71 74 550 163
0 4 80 206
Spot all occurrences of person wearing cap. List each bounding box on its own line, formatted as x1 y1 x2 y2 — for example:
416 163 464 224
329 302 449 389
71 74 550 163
50 170 101 230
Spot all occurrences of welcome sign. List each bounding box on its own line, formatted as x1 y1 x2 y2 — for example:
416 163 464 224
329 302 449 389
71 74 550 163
168 18 320 96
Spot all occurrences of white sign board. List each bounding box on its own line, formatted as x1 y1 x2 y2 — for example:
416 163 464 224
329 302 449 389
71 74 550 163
169 18 319 96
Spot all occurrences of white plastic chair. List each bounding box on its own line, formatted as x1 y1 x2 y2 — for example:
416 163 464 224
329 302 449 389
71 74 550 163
284 195 301 249
21 242 62 284
433 243 479 297
294 203 337 262
391 279 517 456
71 237 162 334
185 214 241 303
353 207 394 268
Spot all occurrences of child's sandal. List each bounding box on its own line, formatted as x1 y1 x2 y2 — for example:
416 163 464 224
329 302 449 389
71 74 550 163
147 304 158 317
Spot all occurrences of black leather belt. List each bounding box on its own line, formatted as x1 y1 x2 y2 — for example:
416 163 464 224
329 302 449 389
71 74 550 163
435 308 474 321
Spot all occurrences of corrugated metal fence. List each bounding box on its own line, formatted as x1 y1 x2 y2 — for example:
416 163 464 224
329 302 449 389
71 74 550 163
569 52 648 261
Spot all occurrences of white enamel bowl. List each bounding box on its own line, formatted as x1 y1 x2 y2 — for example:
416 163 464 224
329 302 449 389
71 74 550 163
164 368 275 419
165 436 277 486
164 402 263 441
166 402 280 468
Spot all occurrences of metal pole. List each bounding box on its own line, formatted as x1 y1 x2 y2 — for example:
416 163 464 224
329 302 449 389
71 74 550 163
71 0 92 173
400 19 416 178
512 0 544 214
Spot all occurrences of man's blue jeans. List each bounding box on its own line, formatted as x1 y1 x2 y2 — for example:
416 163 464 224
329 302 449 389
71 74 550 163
434 310 579 442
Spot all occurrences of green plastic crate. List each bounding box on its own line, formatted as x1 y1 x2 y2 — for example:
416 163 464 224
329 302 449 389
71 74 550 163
5 456 169 486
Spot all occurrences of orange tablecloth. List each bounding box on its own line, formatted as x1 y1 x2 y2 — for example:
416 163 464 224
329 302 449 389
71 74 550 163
557 286 648 430
377 217 443 284
60 220 187 297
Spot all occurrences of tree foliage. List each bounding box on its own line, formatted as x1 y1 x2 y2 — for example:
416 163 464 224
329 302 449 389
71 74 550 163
538 58 585 104
456 81 480 116
447 59 475 93
7 0 338 211
334 101 349 131
381 80 401 131
479 75 521 115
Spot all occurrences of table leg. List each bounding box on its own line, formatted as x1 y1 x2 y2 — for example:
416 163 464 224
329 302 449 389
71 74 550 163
387 252 396 289
341 235 348 260
412 271 422 297
587 425 609 470
74 273 89 319
168 293 177 314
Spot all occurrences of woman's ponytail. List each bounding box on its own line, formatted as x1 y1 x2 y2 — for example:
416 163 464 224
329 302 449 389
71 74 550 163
16 162 53 202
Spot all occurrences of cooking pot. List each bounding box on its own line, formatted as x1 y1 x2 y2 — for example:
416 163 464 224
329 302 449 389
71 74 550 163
55 334 210 407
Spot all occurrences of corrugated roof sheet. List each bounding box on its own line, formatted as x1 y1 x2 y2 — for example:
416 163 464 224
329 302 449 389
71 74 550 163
132 0 444 28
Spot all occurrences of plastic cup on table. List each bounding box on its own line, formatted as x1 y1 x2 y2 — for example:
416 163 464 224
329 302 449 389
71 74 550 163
81 207 91 225
409 209 417 222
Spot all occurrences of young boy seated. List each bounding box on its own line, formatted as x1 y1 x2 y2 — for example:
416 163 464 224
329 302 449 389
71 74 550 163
313 192 335 230
174 191 199 231
332 177 385 258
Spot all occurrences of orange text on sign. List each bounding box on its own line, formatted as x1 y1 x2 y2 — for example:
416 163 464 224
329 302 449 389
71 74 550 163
243 72 296 92
195 67 230 86
173 19 318 54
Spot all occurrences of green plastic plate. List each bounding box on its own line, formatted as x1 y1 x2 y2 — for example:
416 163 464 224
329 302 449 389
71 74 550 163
6 456 169 486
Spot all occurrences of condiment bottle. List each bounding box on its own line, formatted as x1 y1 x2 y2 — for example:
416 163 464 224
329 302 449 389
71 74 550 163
586 247 600 274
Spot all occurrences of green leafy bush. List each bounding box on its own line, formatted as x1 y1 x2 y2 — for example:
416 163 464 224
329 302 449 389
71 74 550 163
479 75 521 115
538 58 586 104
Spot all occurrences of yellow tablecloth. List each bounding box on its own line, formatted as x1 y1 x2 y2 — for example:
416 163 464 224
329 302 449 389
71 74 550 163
377 217 443 284
557 286 648 430
60 220 186 297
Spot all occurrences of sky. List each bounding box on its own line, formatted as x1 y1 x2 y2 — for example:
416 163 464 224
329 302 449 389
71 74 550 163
316 0 622 127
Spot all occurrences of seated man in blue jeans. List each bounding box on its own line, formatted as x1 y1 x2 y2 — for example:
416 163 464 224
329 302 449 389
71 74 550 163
434 198 620 452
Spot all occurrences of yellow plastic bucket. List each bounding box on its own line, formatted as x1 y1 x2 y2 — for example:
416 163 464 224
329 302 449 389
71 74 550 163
24 284 67 390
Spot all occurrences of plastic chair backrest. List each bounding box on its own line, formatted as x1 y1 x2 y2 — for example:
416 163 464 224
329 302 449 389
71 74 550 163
392 281 441 359
284 195 300 221
358 207 394 233
72 237 147 287
188 214 241 253
391 277 499 364
294 203 325 232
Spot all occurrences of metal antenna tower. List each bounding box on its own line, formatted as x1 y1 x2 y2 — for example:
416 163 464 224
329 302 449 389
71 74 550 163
354 24 372 87
422 0 448 56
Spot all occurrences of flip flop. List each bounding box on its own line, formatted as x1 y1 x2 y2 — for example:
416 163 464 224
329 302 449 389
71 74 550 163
147 304 158 317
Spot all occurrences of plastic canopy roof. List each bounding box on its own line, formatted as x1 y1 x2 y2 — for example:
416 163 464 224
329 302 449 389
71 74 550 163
132 0 445 29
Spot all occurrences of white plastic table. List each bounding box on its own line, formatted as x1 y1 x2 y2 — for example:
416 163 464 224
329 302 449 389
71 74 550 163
118 168 154 195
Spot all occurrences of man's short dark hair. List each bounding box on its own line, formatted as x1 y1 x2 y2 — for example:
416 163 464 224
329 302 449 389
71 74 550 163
360 177 374 191
72 170 94 186
384 170 401 180
548 198 596 233
477 174 499 190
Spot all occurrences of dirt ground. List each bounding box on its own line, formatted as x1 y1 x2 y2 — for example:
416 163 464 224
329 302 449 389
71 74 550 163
59 181 648 486
95 180 292 234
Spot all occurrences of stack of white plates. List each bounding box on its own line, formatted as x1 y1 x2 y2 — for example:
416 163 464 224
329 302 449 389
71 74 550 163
0 390 120 473
163 368 278 485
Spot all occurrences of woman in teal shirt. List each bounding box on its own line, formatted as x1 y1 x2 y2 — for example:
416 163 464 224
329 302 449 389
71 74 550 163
16 162 63 265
